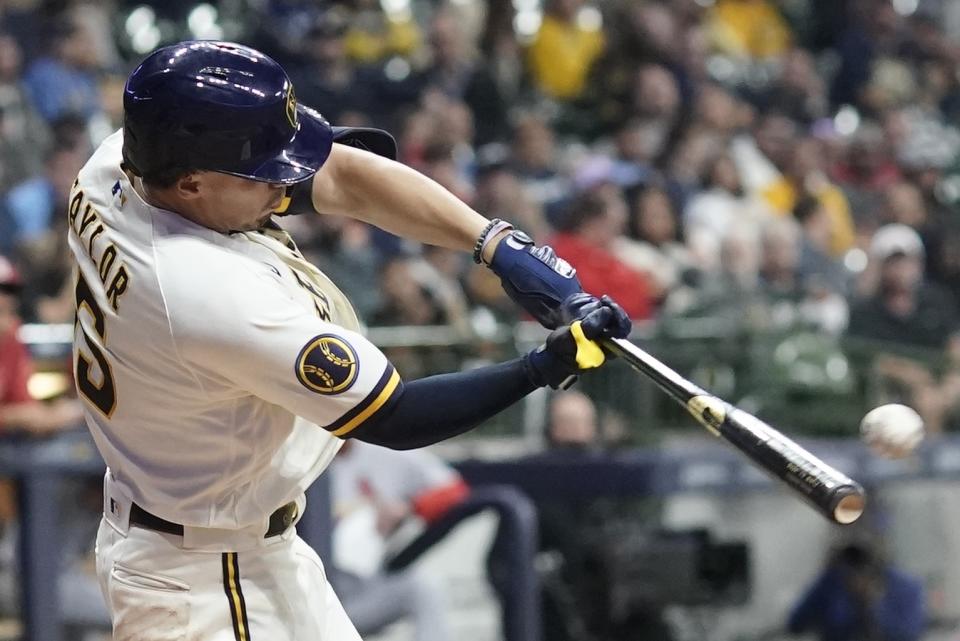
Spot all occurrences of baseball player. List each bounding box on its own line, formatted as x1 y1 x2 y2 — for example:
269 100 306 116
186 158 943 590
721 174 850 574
69 41 630 640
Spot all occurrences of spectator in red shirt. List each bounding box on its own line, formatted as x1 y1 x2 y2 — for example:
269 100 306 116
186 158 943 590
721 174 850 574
549 183 655 319
0 255 81 434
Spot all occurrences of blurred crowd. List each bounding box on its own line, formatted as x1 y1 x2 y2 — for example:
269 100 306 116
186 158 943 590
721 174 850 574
2 0 960 428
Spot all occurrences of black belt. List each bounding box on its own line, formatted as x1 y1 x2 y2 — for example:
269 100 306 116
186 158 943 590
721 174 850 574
128 502 298 538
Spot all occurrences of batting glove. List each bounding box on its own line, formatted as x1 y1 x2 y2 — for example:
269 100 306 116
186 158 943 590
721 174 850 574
559 293 631 339
524 298 622 389
484 229 583 329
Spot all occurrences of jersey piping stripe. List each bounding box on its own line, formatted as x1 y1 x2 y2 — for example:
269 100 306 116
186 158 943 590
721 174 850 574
222 552 251 641
328 365 401 436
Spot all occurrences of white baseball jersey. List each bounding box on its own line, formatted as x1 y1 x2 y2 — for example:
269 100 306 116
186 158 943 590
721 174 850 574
69 130 401 531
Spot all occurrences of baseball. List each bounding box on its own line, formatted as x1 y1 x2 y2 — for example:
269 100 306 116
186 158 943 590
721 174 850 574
860 404 924 459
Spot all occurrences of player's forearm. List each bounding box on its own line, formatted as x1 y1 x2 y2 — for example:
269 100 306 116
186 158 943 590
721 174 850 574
312 144 489 252
346 358 538 450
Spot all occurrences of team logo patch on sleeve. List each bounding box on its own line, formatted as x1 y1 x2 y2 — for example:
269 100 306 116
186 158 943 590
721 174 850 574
295 334 358 394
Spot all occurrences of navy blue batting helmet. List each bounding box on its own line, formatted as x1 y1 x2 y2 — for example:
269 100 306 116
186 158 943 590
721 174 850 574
123 41 333 184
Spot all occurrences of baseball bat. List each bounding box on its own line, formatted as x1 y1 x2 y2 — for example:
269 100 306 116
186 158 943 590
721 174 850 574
601 337 865 525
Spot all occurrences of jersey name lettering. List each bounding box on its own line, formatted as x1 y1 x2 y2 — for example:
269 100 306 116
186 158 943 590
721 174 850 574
68 187 130 311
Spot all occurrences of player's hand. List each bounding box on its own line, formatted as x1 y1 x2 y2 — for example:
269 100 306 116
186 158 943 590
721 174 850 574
486 230 583 328
560 293 631 339
524 299 621 389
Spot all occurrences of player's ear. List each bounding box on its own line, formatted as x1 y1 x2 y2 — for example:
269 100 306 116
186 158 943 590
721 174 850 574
173 172 203 200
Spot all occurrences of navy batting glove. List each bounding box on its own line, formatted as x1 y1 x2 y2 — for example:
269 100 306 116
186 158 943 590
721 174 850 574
560 293 632 339
524 305 616 389
487 231 582 329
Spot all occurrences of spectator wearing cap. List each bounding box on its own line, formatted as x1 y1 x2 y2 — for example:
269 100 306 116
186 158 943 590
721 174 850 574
288 9 382 125
849 224 957 349
0 256 82 435
847 224 960 432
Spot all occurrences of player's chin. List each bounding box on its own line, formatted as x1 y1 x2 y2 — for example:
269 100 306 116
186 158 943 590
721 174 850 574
244 212 274 230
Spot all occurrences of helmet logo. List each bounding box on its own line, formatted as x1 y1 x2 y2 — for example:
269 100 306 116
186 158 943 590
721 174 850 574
285 85 299 129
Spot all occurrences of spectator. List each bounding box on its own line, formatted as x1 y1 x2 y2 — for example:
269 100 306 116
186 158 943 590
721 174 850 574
708 0 792 61
3 141 87 254
849 224 957 349
730 110 796 195
473 144 548 240
0 33 48 191
343 0 421 64
609 119 661 189
758 47 829 124
788 541 925 641
761 136 857 257
584 2 683 135
549 184 655 319
631 63 682 138
847 224 960 431
755 216 850 333
527 0 605 101
685 152 770 271
535 391 674 641
288 9 382 125
830 0 909 112
0 256 81 435
545 389 599 450
793 196 852 297
830 122 901 229
22 17 101 125
418 8 508 146
509 114 568 211
882 180 929 230
616 184 699 311
329 440 468 641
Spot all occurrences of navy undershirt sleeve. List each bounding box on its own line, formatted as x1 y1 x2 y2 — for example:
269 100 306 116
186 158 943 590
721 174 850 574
347 357 538 450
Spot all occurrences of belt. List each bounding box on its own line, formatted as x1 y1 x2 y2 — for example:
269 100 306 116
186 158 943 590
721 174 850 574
128 502 298 538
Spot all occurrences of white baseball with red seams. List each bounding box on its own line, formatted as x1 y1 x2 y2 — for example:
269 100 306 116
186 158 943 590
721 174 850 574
860 404 925 459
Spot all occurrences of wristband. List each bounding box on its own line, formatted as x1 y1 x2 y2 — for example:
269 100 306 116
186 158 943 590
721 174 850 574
472 218 514 264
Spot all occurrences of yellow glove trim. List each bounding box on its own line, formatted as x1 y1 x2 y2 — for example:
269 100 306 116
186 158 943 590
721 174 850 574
570 321 606 369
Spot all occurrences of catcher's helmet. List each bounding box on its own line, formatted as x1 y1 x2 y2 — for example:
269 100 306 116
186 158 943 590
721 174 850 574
123 41 333 184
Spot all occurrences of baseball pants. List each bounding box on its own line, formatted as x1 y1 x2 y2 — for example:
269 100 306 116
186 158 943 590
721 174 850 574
95 515 363 641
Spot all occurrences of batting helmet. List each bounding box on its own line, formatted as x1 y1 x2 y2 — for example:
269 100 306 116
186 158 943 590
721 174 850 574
122 41 334 184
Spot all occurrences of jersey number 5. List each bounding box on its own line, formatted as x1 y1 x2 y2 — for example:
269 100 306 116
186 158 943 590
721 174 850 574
75 271 117 417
